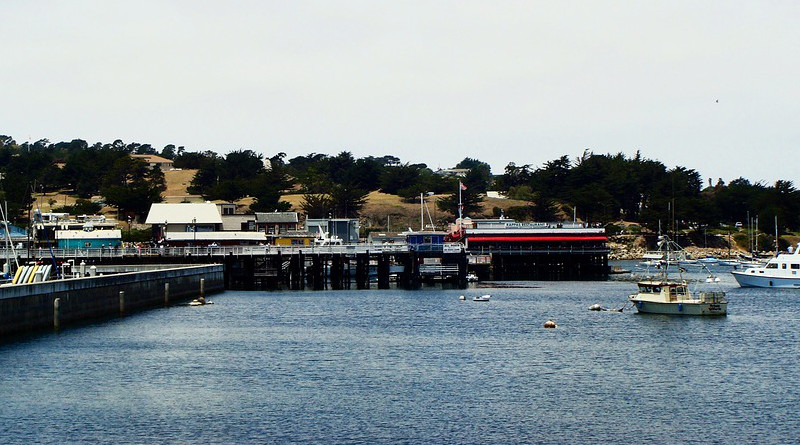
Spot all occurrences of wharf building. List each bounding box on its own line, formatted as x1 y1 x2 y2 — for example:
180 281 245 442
32 212 122 250
449 217 608 280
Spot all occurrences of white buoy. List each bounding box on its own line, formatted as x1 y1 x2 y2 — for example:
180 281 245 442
459 295 466 300
543 320 557 329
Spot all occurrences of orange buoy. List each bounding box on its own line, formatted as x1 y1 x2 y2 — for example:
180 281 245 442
543 320 557 329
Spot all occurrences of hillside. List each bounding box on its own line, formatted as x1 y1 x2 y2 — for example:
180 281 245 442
158 170 532 231
34 170 797 257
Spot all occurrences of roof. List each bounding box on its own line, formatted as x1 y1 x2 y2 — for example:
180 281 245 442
131 154 173 164
255 212 299 224
145 203 223 225
55 229 122 240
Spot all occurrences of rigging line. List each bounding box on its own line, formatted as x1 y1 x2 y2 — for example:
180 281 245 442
0 200 21 269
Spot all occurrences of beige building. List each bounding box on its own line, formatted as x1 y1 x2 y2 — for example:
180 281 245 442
131 154 174 171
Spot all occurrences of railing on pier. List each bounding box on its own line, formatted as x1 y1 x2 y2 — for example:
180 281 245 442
1 242 462 261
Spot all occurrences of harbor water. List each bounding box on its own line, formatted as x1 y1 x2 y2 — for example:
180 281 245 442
1 262 798 444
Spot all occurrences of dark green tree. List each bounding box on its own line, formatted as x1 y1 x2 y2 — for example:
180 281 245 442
300 194 334 219
101 158 166 220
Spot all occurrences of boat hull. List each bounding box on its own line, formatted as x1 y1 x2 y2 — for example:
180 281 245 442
731 271 800 288
630 299 727 316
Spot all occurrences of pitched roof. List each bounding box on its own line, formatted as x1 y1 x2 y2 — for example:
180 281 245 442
145 203 223 225
255 212 299 224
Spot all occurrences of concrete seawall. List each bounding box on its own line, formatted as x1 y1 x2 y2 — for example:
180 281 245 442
0 264 224 338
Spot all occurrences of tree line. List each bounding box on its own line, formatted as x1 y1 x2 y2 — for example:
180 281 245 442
1 134 798 236
494 151 800 234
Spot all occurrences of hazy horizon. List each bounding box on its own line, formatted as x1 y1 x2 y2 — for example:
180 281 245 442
2 1 798 185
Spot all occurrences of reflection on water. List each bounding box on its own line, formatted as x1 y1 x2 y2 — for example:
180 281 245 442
1 265 798 444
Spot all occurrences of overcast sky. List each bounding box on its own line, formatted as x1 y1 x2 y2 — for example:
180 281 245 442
2 1 798 185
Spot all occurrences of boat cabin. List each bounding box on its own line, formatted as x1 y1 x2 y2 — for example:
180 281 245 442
637 281 688 301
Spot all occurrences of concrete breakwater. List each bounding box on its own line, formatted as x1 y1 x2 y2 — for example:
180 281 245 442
0 264 224 338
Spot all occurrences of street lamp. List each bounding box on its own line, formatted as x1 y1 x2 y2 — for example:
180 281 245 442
192 217 197 247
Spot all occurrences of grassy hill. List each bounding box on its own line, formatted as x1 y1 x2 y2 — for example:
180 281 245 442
27 169 562 234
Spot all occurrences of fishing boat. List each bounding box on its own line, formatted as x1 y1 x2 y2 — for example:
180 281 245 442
629 236 727 316
731 243 800 288
638 236 696 267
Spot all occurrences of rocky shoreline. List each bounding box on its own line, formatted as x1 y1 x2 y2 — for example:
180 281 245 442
607 234 748 261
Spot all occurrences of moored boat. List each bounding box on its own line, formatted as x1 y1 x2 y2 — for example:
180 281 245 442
731 243 800 288
629 235 727 316
629 279 727 315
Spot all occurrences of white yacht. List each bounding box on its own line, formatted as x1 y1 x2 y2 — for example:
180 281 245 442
731 243 800 288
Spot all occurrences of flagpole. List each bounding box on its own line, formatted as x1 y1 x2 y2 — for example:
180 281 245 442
458 181 463 222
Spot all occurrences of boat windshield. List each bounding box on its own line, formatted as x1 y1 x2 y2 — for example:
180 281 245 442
766 263 778 269
638 285 661 293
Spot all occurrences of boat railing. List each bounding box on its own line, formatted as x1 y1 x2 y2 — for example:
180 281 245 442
698 291 726 303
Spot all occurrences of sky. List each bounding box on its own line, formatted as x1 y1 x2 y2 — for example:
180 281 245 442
2 1 799 186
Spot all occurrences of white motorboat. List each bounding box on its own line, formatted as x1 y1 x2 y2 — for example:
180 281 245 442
698 256 719 265
731 243 800 288
466 272 479 282
473 294 491 302
629 236 727 316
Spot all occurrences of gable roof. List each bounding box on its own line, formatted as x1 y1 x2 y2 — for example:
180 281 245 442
255 212 299 224
145 203 223 225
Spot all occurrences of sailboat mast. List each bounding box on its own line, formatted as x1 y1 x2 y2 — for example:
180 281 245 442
775 215 779 256
420 193 424 231
1 200 20 269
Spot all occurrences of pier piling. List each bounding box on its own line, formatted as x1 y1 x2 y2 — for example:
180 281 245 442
164 283 170 306
53 298 60 331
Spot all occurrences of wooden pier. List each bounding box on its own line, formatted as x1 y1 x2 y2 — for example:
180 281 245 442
2 239 609 290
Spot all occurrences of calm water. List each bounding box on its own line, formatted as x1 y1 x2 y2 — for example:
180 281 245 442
2 263 799 444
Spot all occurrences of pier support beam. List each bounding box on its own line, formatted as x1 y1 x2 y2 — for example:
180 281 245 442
377 254 390 289
355 253 370 290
